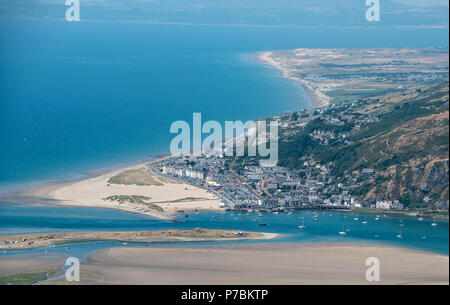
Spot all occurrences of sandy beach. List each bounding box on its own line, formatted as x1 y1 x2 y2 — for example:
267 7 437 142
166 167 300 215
257 51 330 108
4 158 223 220
40 243 449 285
0 229 277 250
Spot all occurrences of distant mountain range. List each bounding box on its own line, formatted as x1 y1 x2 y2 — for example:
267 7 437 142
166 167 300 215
0 0 448 27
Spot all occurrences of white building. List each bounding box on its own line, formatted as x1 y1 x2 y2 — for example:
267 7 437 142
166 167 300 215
376 200 392 209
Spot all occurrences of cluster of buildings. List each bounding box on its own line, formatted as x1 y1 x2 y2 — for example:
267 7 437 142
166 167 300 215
149 100 407 212
151 152 400 211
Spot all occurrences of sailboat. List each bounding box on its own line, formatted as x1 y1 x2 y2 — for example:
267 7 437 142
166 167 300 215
313 214 319 221
298 217 306 229
338 224 347 235
431 217 438 227
396 229 403 239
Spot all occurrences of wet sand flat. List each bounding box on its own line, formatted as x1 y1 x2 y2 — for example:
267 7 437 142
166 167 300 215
44 243 449 285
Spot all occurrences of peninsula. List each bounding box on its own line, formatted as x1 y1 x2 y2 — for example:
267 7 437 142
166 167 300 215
0 228 274 250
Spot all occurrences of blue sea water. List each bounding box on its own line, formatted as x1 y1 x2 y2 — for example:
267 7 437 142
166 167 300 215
0 20 448 191
0 204 448 258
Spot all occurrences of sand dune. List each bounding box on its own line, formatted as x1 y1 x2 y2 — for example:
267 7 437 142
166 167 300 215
14 160 222 220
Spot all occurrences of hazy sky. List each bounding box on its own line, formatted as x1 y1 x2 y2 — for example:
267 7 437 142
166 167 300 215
37 0 450 6
393 0 449 6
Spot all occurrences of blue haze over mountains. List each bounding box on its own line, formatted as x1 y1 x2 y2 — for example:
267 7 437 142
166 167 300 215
0 0 448 27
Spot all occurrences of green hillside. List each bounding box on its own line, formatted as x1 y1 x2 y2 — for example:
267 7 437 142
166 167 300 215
278 82 449 209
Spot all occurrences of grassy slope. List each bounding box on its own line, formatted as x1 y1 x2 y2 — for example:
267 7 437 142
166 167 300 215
278 82 449 208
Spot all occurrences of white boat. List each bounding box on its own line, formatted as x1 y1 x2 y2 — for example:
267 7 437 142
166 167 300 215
396 229 403 239
431 217 438 227
298 218 306 229
338 224 346 235
353 217 359 221
417 217 424 221
362 221 368 224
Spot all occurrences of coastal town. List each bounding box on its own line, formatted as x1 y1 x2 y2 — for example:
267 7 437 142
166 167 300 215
147 49 449 215
149 95 415 213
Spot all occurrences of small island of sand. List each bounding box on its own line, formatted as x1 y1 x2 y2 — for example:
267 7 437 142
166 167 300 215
0 228 275 250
